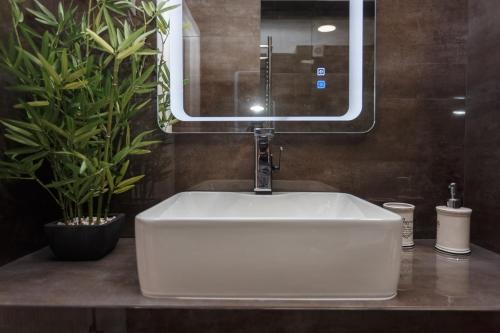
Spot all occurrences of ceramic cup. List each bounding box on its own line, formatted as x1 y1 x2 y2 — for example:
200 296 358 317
383 202 416 248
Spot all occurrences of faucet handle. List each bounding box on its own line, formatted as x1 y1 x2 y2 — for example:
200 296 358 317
272 146 284 171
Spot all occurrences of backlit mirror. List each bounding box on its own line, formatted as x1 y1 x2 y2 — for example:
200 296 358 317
158 0 375 133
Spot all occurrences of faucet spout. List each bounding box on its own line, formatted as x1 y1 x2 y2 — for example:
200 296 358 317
254 128 281 194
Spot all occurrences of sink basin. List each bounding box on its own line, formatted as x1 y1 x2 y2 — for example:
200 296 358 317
136 192 402 300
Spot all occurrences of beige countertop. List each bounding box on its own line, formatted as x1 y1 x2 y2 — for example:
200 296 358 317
0 239 499 310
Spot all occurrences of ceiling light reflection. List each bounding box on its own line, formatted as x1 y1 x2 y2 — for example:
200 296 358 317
250 105 265 113
318 25 337 33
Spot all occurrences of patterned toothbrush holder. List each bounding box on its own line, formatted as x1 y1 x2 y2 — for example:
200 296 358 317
383 202 416 248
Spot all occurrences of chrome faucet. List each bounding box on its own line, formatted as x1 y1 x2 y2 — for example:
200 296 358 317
254 128 282 194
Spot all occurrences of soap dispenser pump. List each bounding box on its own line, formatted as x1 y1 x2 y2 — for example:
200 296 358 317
435 183 472 255
447 183 462 208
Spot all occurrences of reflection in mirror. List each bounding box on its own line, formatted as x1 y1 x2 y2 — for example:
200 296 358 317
159 0 375 133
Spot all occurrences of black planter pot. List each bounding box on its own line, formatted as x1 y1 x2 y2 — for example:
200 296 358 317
44 214 126 261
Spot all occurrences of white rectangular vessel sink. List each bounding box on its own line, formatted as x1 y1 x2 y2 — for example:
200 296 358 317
136 192 402 300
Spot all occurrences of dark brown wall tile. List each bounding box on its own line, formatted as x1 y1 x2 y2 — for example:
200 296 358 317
0 3 61 265
464 0 500 252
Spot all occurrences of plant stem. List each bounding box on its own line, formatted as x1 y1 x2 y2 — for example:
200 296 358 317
77 204 82 224
9 1 23 48
98 59 120 220
68 201 74 223
88 197 94 225
85 0 93 58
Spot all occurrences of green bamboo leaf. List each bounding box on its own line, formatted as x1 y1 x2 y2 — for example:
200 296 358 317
105 4 127 16
46 179 77 189
33 0 58 23
9 0 24 24
37 53 62 85
33 132 49 148
40 32 50 58
137 49 160 56
54 151 95 173
135 87 156 94
40 119 69 139
74 128 101 143
66 68 86 82
0 161 21 169
121 88 135 107
102 7 117 48
134 29 156 45
105 167 115 191
3 119 42 132
4 147 42 157
4 133 40 147
20 150 48 162
1 120 35 138
125 126 131 146
103 54 114 67
112 147 130 164
117 27 145 52
115 159 130 184
28 159 44 173
158 4 179 14
8 85 46 94
129 149 151 155
132 130 154 146
86 29 115 54
141 1 153 16
113 184 135 194
77 175 99 199
77 190 95 205
116 41 144 60
14 47 41 66
19 24 42 39
117 29 124 45
74 121 100 137
134 140 160 148
79 160 87 174
58 2 64 20
116 175 144 189
26 8 58 27
61 49 68 77
120 20 129 38
18 28 39 56
136 64 155 85
134 99 151 111
63 80 88 90
14 100 49 109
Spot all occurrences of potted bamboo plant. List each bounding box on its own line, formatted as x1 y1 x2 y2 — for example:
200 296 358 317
0 0 174 260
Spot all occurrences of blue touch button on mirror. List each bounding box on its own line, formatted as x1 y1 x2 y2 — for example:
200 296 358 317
317 80 327 89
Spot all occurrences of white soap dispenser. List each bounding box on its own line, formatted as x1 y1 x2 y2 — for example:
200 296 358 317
435 183 472 255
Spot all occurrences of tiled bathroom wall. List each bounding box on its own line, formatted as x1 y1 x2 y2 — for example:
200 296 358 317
465 0 500 253
0 3 60 265
6 0 500 264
